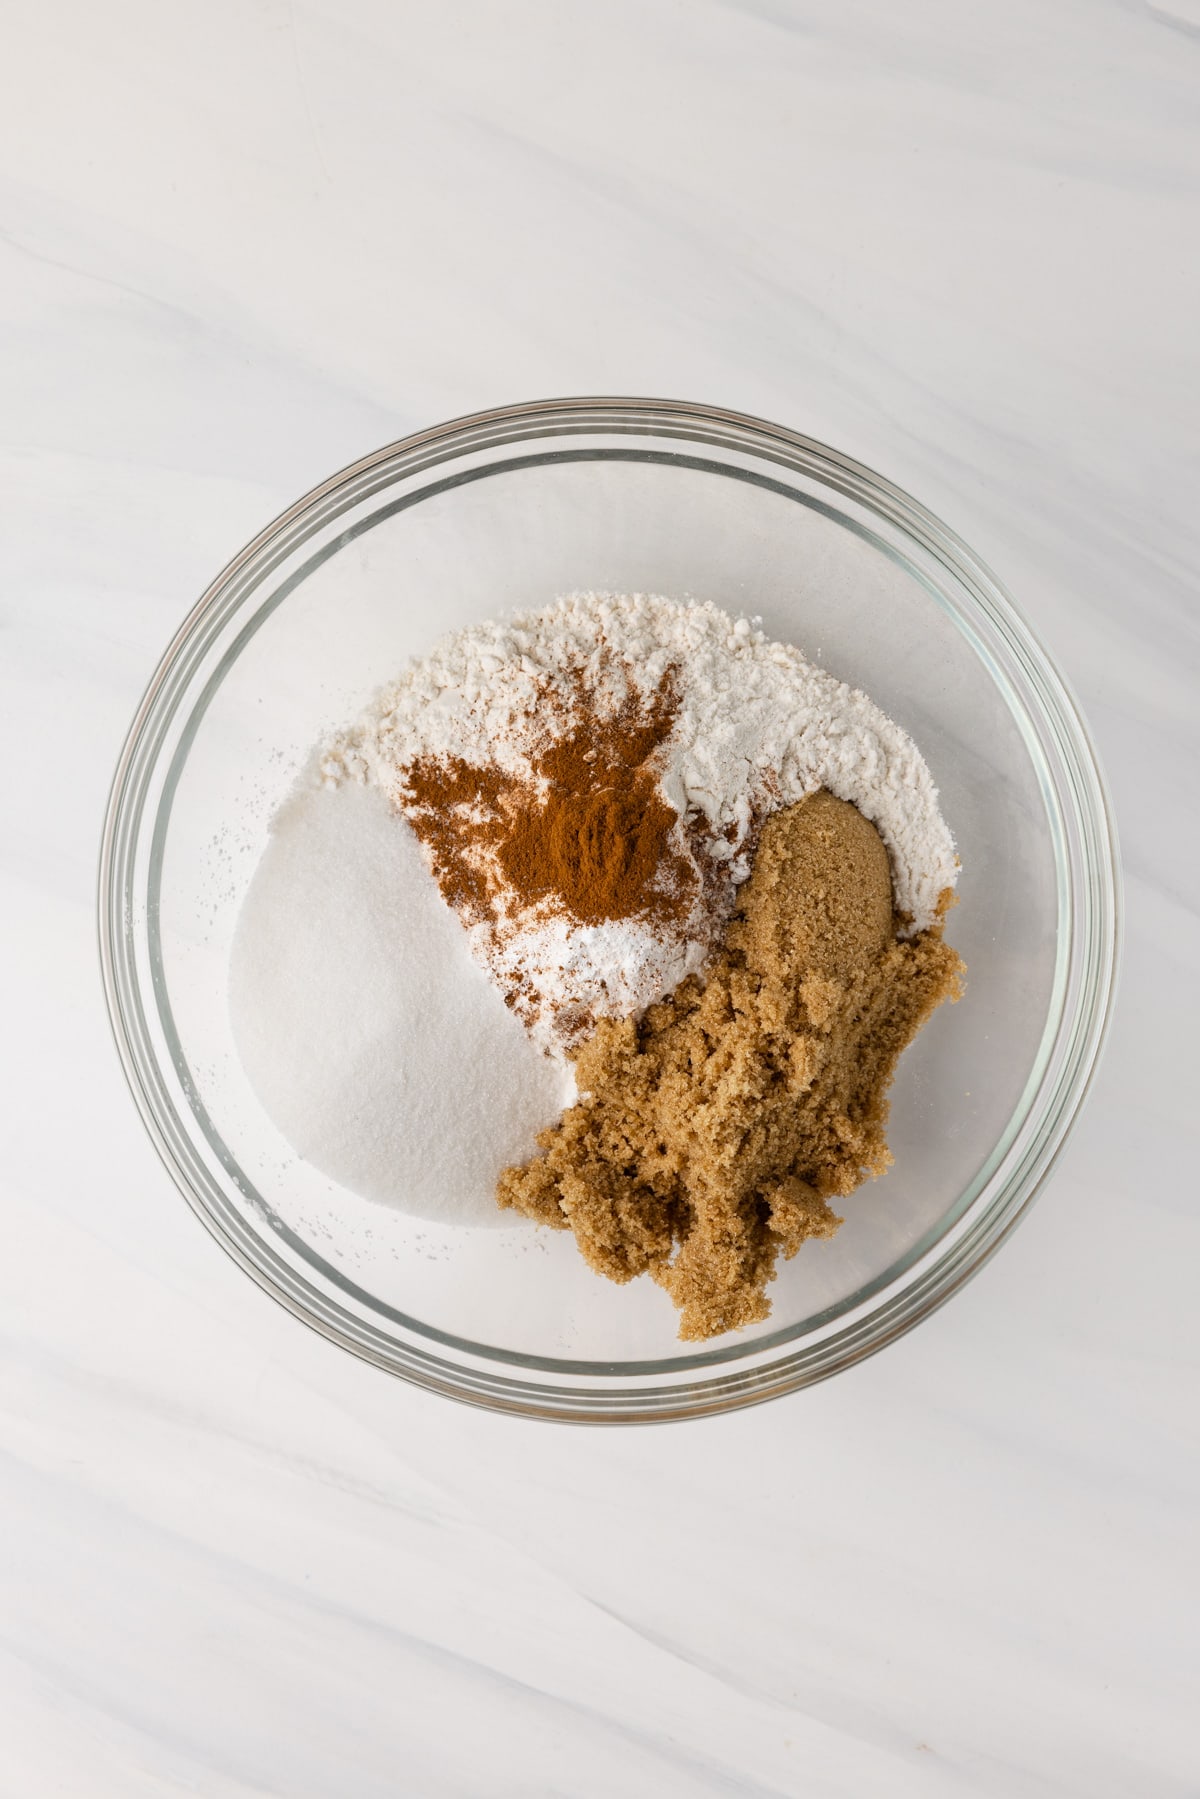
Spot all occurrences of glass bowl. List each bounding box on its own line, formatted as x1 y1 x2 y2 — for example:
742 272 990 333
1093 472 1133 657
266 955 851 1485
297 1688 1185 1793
98 399 1119 1422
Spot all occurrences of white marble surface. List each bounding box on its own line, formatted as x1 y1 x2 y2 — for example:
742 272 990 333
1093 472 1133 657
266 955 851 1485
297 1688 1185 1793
2 1 1198 1792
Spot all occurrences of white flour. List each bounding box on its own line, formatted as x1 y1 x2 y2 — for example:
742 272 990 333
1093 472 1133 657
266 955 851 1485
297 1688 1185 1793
322 594 958 1052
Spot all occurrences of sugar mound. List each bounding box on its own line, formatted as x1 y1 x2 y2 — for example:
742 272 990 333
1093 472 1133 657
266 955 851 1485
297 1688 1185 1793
229 782 571 1226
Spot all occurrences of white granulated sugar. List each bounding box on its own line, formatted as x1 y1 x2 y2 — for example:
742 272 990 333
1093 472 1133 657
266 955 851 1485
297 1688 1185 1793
229 782 571 1226
322 594 958 1051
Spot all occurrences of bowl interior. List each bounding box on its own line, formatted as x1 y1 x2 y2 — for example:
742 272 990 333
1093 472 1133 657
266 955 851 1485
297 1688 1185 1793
149 445 1059 1370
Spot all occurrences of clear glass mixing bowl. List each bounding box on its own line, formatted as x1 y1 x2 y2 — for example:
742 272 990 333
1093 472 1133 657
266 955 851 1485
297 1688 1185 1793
99 399 1119 1421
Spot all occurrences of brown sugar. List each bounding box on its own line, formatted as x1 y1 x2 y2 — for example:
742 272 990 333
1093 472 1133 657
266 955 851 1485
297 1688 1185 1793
497 790 965 1340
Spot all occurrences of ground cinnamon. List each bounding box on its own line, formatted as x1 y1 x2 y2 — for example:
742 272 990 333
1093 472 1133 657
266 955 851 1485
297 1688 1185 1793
399 670 697 929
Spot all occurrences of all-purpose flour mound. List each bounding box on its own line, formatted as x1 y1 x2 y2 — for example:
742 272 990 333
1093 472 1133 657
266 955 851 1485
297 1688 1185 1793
321 594 958 1052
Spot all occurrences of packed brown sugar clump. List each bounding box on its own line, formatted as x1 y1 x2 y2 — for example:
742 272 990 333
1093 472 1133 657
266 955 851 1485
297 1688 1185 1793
497 791 965 1340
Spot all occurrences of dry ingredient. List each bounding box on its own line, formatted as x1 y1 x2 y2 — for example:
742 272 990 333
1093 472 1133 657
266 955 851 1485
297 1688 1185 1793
499 792 964 1339
229 782 571 1225
401 670 691 928
397 667 706 1038
322 593 959 1053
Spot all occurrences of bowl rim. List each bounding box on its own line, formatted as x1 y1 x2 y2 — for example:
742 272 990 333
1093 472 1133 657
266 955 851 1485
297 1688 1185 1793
98 396 1122 1423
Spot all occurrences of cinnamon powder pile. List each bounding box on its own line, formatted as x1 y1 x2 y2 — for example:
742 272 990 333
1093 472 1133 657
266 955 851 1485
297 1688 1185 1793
398 671 700 942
